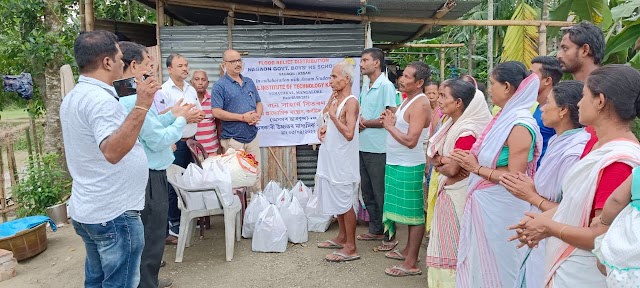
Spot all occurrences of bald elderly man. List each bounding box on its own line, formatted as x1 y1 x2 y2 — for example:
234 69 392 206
211 49 262 191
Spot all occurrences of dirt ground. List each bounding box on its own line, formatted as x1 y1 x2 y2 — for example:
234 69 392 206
4 216 429 288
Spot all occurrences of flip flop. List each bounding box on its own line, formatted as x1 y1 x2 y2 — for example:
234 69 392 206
317 240 343 249
357 233 385 241
384 250 420 261
384 265 423 277
374 240 399 252
385 249 406 260
325 251 361 262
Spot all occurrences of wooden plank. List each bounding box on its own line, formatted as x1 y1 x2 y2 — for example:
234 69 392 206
260 146 297 189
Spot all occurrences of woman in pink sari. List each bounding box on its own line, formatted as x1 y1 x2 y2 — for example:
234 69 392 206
510 65 640 288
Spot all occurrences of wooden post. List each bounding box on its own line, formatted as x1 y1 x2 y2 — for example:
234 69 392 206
25 127 33 162
539 24 547 56
0 145 6 222
30 118 41 157
227 9 235 49
6 143 17 188
79 0 86 32
440 48 445 82
85 0 94 32
156 0 165 81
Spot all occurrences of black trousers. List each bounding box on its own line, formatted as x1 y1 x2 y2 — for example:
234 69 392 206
139 170 169 288
359 151 394 241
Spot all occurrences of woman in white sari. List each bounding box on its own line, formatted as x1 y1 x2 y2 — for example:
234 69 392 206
499 81 591 288
425 79 491 287
450 61 543 287
510 65 640 288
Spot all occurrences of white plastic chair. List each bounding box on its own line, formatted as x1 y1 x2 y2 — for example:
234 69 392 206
166 164 242 262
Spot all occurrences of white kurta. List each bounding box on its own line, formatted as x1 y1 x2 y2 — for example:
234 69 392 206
315 95 360 215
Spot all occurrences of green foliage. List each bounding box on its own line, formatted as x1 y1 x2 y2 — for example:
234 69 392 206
94 0 156 23
13 153 71 217
0 0 78 111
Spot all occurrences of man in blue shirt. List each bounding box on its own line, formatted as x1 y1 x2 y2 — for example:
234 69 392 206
118 41 200 288
356 48 398 251
211 49 263 191
530 56 563 165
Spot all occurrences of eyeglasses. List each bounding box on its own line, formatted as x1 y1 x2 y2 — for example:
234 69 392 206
224 59 243 64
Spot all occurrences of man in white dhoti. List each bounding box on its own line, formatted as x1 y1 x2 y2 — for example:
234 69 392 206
315 60 361 262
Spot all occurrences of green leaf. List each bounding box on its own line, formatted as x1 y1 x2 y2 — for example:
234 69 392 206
629 53 640 69
611 0 640 20
501 1 539 68
604 23 640 61
548 0 574 37
571 0 613 29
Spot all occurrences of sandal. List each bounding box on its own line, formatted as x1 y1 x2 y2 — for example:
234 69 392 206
384 265 423 277
357 233 385 241
384 250 420 261
317 240 343 249
325 251 361 262
373 240 398 252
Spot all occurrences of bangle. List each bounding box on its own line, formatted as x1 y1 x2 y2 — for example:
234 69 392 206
598 216 610 226
134 105 149 112
559 226 568 241
476 166 482 175
242 114 245 121
537 199 545 210
488 169 495 180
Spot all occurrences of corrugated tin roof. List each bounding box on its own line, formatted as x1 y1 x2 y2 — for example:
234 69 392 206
137 0 481 42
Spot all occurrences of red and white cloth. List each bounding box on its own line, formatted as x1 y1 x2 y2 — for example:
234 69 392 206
196 92 220 154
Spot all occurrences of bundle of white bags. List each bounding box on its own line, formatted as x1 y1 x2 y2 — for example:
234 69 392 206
244 180 332 253
175 161 234 210
202 148 259 188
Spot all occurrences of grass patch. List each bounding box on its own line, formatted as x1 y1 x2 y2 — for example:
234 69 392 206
0 108 29 120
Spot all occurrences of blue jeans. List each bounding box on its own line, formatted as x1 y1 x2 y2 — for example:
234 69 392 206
72 211 145 288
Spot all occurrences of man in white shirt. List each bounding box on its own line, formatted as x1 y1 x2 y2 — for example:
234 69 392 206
162 53 204 243
60 30 159 287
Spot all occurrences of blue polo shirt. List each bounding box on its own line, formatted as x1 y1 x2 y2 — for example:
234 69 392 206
211 74 261 143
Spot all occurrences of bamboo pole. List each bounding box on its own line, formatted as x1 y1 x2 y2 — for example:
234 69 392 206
156 0 165 81
539 24 548 56
85 0 94 32
440 48 445 82
166 0 574 27
488 0 494 87
0 145 6 222
376 43 464 49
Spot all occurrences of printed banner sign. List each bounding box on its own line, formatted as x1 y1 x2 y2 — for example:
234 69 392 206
242 57 361 147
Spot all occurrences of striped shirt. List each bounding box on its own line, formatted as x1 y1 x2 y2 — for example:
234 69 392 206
196 92 220 154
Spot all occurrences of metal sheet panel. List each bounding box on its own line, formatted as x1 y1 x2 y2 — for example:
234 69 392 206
160 24 363 188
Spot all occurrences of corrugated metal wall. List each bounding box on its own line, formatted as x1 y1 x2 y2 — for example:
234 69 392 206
160 23 364 188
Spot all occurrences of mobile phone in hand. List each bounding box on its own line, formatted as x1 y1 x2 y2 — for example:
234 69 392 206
113 77 137 97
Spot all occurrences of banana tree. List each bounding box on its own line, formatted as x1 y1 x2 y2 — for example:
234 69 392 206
501 1 539 68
